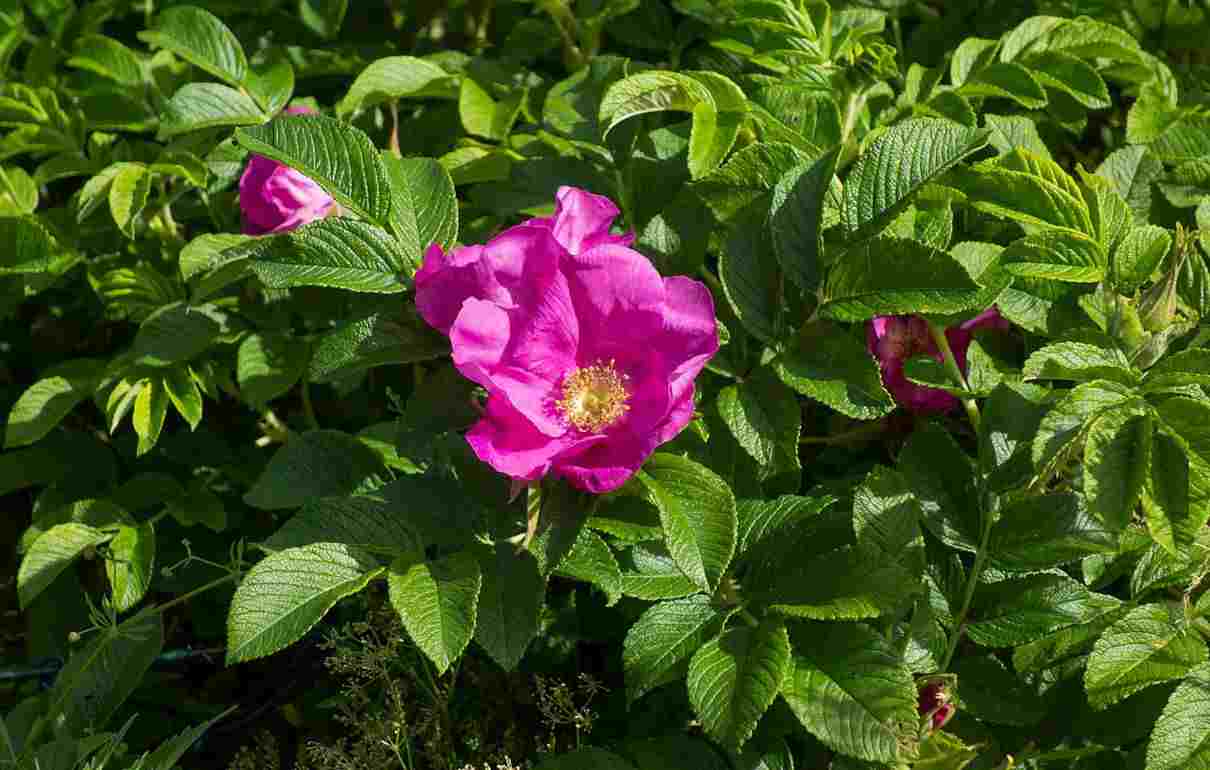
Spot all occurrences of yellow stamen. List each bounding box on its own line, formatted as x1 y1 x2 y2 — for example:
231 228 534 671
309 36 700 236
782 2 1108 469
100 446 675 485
556 360 630 432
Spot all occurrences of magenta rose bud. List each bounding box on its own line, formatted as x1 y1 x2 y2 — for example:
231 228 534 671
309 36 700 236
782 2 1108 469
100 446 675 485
238 105 336 236
867 308 1009 414
415 186 719 494
917 681 955 730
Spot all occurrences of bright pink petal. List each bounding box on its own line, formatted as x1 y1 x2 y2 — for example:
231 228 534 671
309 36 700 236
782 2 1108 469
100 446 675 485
239 155 334 235
449 297 511 388
554 431 654 493
563 244 667 362
467 395 600 482
547 185 632 254
284 105 318 116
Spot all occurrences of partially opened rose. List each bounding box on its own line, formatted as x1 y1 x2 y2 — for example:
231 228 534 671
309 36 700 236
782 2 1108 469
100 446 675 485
238 105 336 235
867 308 1009 413
415 186 718 493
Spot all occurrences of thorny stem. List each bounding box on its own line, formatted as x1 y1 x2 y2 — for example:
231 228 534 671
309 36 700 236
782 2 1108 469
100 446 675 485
926 320 981 431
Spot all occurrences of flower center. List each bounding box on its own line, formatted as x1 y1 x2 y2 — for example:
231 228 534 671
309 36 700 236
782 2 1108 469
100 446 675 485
556 360 630 433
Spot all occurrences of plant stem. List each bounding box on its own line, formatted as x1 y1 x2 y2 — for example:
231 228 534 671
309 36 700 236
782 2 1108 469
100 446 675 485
940 510 993 671
133 572 240 624
926 320 981 431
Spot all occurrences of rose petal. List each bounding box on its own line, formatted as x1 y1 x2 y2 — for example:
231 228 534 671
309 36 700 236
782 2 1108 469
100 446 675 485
467 394 600 481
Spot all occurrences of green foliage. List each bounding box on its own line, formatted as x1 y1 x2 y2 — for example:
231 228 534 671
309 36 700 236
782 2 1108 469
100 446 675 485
6 1 1210 768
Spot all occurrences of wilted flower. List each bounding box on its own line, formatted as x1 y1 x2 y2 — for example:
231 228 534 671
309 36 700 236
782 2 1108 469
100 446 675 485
415 186 718 493
917 681 955 730
238 105 335 235
867 308 1008 413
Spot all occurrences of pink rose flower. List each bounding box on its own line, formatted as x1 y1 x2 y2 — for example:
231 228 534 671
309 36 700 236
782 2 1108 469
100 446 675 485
867 308 1009 413
238 105 336 235
415 186 718 494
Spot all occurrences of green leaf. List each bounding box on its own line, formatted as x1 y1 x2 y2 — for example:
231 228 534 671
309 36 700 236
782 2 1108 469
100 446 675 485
4 358 103 448
899 423 980 551
985 114 1052 159
308 306 446 383
235 115 392 227
237 333 308 408
1001 229 1105 283
244 430 386 510
717 370 800 469
299 0 348 38
1086 604 1207 710
719 210 782 342
736 494 835 560
1032 380 1135 480
1154 398 1210 525
1024 51 1110 109
687 619 791 750
18 522 111 609
132 377 168 456
756 543 921 620
951 653 1047 726
599 71 714 137
264 495 420 556
131 302 222 367
158 83 265 140
623 594 723 703
688 103 743 181
987 493 1116 569
555 528 622 605
821 236 997 322
781 622 917 763
1115 226 1171 293
473 543 544 671
639 453 737 593
961 152 1094 233
770 146 840 293
1143 348 1210 391
1023 341 1137 385
1143 431 1189 554
981 381 1050 491
162 366 203 431
1096 145 1163 223
527 479 592 575
106 522 155 612
43 613 162 738
458 77 522 141
108 163 150 237
140 710 231 770
692 142 808 225
841 117 988 240
382 154 458 263
244 57 295 115
1146 661 1210 769
1085 406 1153 533
619 545 700 600
773 322 894 420
336 56 453 118
66 35 143 86
138 6 247 87
388 551 480 675
226 542 383 663
967 574 1121 647
247 218 412 293
959 62 1047 108
0 216 59 275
